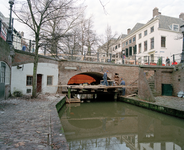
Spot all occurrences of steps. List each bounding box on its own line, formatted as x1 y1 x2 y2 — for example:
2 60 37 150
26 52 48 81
147 75 157 97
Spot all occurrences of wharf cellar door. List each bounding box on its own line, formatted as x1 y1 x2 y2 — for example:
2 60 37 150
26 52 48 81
0 62 6 100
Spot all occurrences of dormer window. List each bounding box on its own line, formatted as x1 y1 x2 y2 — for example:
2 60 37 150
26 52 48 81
169 24 179 31
173 24 179 31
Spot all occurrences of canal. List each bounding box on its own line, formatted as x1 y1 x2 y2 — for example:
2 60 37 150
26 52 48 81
59 101 184 150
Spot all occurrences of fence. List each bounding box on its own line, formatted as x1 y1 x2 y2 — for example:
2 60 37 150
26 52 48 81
13 37 183 66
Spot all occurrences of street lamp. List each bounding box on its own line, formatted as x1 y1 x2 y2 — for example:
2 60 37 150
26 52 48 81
122 50 125 64
6 0 14 46
180 25 184 63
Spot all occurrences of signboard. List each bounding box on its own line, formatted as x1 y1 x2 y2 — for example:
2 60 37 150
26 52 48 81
64 67 77 70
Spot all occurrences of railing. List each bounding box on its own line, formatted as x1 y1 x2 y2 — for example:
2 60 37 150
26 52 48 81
15 44 183 66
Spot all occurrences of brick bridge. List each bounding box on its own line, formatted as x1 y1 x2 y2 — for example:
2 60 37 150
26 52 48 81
13 50 184 102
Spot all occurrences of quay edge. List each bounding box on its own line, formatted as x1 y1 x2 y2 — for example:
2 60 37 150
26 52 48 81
119 97 184 119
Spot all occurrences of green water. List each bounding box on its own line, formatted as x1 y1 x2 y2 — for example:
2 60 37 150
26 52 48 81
59 101 184 150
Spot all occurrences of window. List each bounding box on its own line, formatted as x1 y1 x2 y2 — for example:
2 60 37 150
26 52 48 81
129 47 132 56
173 24 179 31
133 37 136 42
151 54 154 62
169 24 179 31
125 48 128 57
144 41 147 51
126 41 128 45
161 36 166 47
118 44 120 48
47 76 53 85
139 43 141 53
133 45 137 54
144 56 148 63
27 89 31 93
116 53 119 58
151 26 154 33
122 43 125 48
115 45 117 49
144 30 147 36
139 33 142 39
129 39 132 44
151 37 154 49
0 63 5 83
27 76 33 86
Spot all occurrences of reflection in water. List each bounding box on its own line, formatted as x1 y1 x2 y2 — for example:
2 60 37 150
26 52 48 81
59 102 184 150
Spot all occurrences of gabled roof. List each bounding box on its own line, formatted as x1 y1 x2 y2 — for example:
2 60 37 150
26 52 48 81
158 15 184 31
128 23 145 35
120 34 127 39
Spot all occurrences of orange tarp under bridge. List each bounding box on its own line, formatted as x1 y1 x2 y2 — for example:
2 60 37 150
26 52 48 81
68 74 96 85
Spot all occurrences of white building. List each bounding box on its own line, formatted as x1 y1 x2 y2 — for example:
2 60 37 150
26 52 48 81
11 62 58 95
136 7 184 65
112 8 184 65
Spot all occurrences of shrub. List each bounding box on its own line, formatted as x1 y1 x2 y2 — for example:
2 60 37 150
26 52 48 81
13 91 23 97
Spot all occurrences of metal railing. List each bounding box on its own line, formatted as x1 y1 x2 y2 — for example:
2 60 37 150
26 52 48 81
13 39 183 66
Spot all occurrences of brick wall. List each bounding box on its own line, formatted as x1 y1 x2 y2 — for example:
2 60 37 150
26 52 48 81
140 66 173 97
58 61 140 94
0 38 12 67
13 50 58 66
171 65 184 96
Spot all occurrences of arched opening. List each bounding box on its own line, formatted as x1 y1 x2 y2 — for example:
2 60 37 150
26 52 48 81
67 72 111 85
0 61 11 100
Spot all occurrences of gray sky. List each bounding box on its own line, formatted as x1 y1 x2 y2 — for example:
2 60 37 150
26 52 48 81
1 0 184 39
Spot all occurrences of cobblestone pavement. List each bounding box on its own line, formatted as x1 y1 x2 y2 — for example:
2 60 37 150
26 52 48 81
0 94 69 150
154 96 184 111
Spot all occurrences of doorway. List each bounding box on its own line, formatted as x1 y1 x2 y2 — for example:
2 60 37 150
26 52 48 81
37 74 42 93
0 62 6 100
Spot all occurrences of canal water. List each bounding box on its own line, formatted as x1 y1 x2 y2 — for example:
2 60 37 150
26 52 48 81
59 101 184 150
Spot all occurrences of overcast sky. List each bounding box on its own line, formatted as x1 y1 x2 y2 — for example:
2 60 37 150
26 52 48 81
0 0 184 39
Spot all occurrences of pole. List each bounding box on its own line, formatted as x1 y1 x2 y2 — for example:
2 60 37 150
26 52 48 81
135 55 136 65
181 32 184 63
97 52 99 62
71 49 73 60
44 44 46 55
148 56 150 65
68 86 71 99
6 1 14 45
173 54 175 63
122 54 124 64
29 40 31 53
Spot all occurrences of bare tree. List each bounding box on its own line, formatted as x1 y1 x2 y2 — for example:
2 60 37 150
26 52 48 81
98 25 117 57
76 15 99 61
14 0 80 98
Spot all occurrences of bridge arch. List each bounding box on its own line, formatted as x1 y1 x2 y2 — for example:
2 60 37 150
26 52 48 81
67 72 111 85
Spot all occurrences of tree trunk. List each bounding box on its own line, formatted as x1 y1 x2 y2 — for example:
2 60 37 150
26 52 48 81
32 35 39 98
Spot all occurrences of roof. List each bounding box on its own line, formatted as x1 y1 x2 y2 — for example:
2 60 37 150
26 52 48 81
158 15 184 31
128 23 145 35
120 34 127 39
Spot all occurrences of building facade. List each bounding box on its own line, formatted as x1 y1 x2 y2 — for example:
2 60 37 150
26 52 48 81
112 7 184 65
136 8 184 65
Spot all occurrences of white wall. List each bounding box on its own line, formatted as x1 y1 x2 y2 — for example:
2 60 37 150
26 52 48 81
136 20 159 56
11 62 58 95
136 19 182 64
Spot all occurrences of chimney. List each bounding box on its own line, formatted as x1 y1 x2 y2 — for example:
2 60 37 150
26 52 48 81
127 28 131 34
153 7 161 18
179 13 184 20
21 31 24 37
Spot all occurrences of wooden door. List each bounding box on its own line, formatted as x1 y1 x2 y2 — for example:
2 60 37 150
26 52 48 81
37 74 42 93
0 62 6 100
